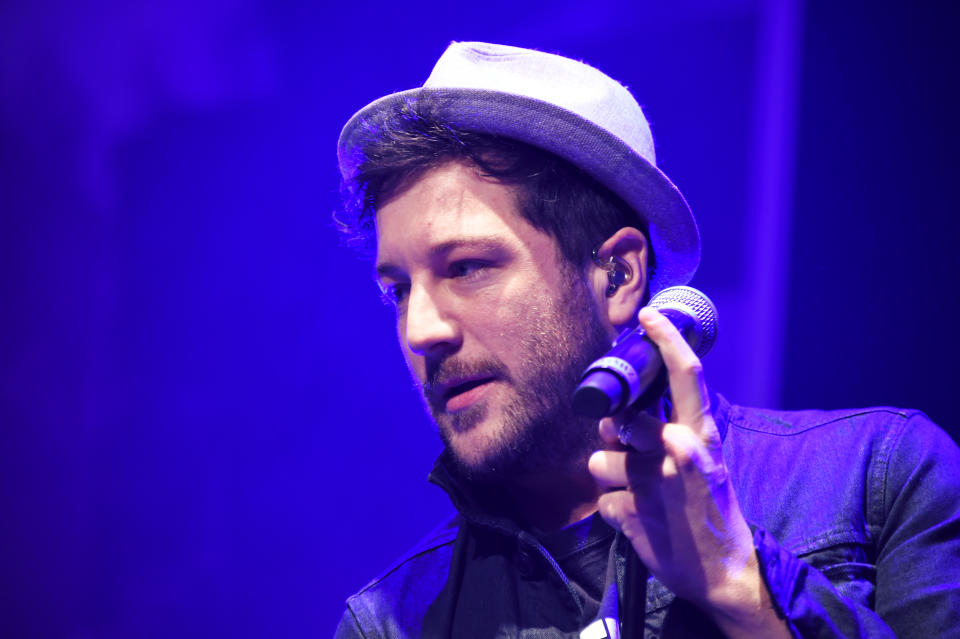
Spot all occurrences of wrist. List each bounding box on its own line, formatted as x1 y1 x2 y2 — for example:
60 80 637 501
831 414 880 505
702 549 791 639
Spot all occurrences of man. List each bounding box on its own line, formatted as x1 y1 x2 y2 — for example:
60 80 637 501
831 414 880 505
333 42 960 638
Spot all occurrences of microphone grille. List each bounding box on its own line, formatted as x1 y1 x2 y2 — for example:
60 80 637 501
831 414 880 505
647 286 719 358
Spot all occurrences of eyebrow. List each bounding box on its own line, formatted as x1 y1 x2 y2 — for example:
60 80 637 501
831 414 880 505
374 236 508 281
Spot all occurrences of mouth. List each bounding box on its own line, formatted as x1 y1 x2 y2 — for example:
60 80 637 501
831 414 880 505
441 377 496 412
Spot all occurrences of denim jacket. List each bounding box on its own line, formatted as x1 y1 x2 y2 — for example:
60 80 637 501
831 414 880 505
335 395 960 638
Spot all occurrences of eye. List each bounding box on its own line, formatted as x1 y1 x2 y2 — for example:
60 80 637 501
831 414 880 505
449 260 487 279
379 281 410 307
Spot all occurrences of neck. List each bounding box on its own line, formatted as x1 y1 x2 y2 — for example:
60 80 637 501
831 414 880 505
502 466 603 532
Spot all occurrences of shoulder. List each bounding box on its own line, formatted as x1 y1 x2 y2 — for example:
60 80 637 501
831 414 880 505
341 513 462 638
719 398 958 553
723 401 958 476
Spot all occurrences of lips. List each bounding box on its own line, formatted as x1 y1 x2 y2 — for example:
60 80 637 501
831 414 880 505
436 376 496 412
444 377 490 398
424 357 509 414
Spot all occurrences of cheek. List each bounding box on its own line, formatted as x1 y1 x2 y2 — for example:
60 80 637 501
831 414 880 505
469 286 554 363
495 281 554 329
472 289 521 340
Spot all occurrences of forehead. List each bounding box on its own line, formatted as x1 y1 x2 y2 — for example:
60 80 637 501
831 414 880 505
374 162 549 264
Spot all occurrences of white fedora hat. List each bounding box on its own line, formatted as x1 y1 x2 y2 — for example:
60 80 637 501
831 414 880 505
338 41 700 294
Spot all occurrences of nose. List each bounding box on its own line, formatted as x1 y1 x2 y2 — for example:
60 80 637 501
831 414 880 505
403 283 461 357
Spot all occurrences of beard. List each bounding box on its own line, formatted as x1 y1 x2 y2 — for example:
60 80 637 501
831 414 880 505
421 268 613 483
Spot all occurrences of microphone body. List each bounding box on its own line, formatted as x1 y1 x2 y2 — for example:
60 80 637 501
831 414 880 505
572 286 718 418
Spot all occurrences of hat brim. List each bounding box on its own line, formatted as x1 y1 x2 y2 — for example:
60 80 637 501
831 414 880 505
338 87 700 295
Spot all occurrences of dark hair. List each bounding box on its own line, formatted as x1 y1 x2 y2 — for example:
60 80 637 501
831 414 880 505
337 97 655 276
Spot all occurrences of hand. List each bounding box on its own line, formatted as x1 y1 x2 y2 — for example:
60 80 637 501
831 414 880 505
587 307 787 637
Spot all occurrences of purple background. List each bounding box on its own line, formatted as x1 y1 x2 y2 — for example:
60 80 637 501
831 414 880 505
1 1 957 636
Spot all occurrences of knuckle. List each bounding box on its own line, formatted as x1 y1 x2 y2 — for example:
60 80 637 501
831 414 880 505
705 462 730 486
679 356 703 376
672 447 695 471
663 426 697 470
701 424 723 455
599 494 621 521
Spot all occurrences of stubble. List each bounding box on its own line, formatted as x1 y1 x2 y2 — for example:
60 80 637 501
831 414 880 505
425 267 612 483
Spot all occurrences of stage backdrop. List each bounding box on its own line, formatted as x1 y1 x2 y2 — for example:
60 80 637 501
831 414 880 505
1 1 957 636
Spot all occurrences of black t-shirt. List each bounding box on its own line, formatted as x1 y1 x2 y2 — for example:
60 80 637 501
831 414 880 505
535 513 617 624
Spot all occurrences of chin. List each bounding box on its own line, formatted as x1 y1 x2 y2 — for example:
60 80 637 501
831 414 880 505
440 412 503 464
438 410 524 481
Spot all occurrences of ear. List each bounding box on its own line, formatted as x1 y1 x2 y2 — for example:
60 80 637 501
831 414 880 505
591 227 649 329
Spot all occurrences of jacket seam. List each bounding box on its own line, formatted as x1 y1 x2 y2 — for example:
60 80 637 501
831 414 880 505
353 526 459 597
341 603 369 638
345 534 458 638
790 529 870 558
729 406 913 436
871 411 910 544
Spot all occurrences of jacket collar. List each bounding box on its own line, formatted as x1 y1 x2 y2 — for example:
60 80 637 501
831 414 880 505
428 450 523 537
428 388 732 533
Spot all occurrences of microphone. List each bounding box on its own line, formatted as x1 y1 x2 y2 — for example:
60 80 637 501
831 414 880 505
572 286 719 418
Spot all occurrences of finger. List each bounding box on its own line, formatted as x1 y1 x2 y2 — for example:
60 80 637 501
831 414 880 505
614 411 666 453
597 490 638 530
600 409 665 451
589 448 665 489
661 421 727 486
638 307 711 428
598 417 623 447
589 449 628 488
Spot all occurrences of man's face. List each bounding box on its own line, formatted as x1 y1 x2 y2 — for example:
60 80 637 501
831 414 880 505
374 162 614 481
